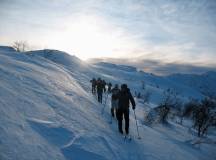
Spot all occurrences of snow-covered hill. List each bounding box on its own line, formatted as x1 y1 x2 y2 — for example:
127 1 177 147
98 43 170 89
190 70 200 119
92 62 206 104
167 71 216 97
0 47 215 160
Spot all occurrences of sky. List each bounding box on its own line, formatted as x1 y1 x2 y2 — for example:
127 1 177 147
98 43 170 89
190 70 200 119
0 0 216 67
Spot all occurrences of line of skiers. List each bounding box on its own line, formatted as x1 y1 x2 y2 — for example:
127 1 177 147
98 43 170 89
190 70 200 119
90 78 112 103
90 78 136 135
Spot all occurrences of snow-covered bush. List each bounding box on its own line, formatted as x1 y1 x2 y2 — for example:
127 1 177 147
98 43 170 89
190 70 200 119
158 88 181 123
144 107 159 124
183 97 216 137
13 41 29 52
142 91 151 104
192 98 216 137
144 105 171 124
183 99 200 118
144 88 182 124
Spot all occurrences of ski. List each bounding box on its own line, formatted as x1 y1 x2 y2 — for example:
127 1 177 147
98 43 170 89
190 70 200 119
124 135 132 142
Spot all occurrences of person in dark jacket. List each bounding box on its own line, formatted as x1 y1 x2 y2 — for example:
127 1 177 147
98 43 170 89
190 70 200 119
96 78 104 103
111 84 120 118
90 78 96 94
102 80 106 93
117 84 136 135
108 82 112 93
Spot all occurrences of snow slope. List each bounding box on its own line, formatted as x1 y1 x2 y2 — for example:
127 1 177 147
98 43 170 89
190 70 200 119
167 72 216 97
92 62 205 104
0 47 215 160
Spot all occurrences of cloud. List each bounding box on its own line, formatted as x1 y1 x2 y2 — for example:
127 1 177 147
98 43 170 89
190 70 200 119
0 0 216 67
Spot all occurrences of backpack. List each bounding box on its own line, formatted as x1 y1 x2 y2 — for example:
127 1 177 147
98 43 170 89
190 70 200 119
112 88 119 100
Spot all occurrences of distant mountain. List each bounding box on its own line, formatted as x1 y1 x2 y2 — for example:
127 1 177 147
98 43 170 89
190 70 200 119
167 71 216 97
88 58 216 75
95 62 137 72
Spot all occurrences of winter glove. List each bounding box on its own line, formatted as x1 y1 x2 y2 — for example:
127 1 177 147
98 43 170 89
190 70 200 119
132 105 136 110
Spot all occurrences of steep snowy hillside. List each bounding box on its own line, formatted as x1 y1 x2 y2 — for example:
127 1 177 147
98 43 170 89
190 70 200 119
26 49 94 89
27 49 87 70
0 47 215 160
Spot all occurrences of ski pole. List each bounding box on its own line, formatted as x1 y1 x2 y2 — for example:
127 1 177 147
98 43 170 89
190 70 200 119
133 110 141 139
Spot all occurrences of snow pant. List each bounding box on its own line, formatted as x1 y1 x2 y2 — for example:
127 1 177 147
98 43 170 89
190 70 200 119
111 99 119 118
111 108 115 117
117 108 129 134
98 92 103 103
92 85 96 94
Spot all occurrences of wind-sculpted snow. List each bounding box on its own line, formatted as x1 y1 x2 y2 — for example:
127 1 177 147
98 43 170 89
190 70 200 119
28 50 85 69
28 119 74 147
0 48 215 160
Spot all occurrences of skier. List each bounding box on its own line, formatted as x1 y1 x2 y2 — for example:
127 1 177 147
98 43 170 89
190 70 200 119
96 78 104 103
102 80 107 93
90 78 96 94
116 84 136 135
111 84 120 118
108 82 112 93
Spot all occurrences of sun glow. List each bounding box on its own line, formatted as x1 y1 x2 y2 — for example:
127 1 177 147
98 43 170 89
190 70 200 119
46 15 136 60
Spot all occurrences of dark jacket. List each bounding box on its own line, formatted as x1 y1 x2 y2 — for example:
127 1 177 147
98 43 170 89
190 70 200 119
111 87 120 100
90 79 96 87
97 80 104 93
118 88 135 110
